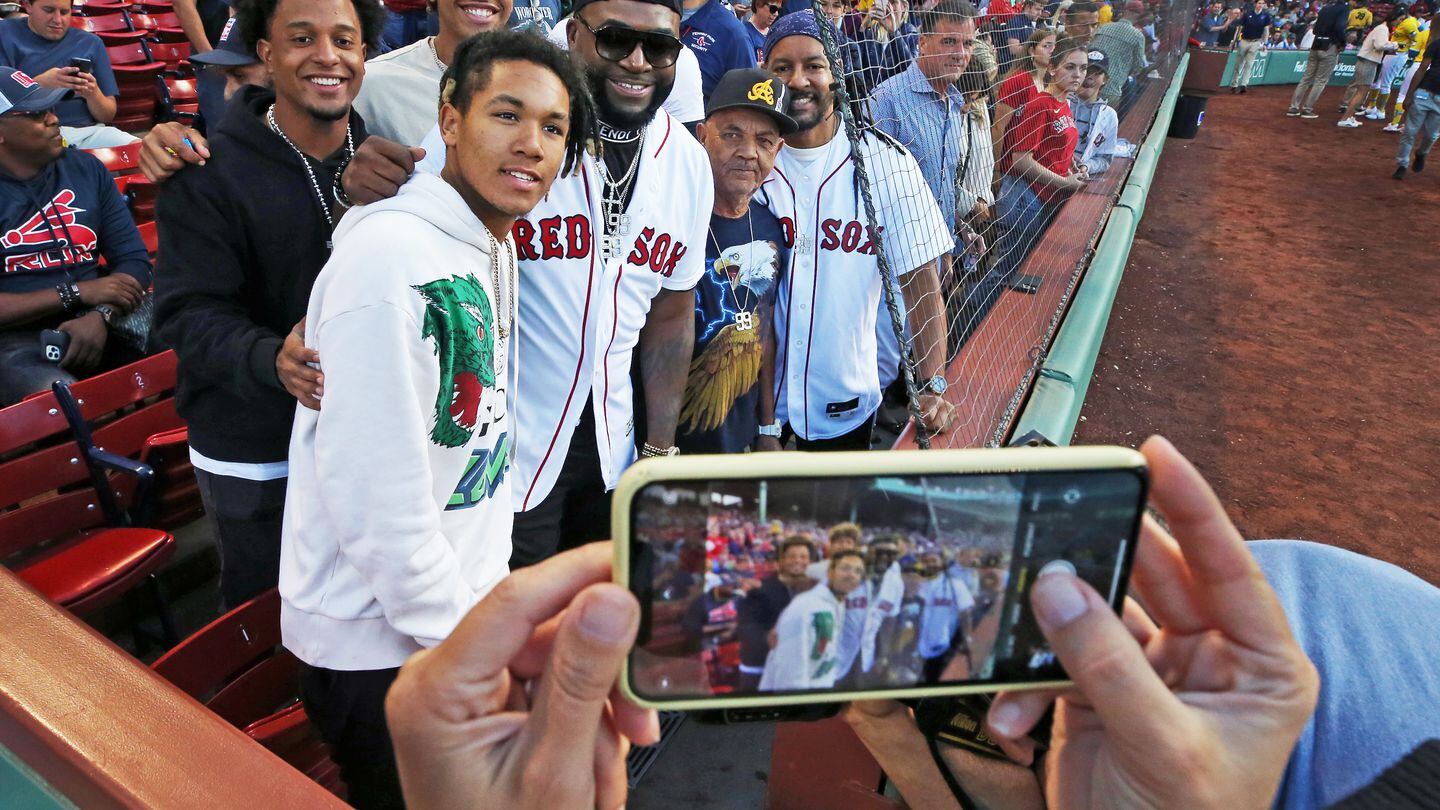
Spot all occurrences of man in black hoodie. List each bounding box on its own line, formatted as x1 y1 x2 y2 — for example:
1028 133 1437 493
1287 0 1350 118
154 0 385 610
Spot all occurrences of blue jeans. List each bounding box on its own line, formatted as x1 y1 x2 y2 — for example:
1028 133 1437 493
1251 540 1440 809
380 9 429 53
958 175 1056 340
0 328 74 406
1396 88 1440 168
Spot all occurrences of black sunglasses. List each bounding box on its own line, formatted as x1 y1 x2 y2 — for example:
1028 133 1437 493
576 15 684 68
2 109 51 120
765 4 781 12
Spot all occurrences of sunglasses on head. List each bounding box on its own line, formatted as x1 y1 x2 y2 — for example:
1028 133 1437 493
576 15 684 69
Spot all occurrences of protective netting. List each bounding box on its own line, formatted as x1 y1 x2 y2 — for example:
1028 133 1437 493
815 0 1195 449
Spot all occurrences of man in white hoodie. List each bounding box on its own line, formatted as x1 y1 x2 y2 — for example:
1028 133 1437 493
760 549 866 691
278 31 598 809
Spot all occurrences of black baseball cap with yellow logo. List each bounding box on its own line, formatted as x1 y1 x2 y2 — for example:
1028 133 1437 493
704 68 798 134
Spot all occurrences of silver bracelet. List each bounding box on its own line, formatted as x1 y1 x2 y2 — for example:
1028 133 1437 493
641 442 679 458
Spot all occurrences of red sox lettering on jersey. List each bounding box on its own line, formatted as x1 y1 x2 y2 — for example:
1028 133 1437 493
419 110 712 511
762 126 953 442
3 190 100 274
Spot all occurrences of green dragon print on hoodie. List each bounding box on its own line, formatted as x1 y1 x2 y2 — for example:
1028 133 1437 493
413 274 496 449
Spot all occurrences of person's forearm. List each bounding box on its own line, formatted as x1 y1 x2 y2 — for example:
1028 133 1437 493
847 710 964 810
85 93 117 124
0 289 66 327
112 257 153 288
639 289 695 449
172 0 213 52
901 261 947 380
1012 152 1070 188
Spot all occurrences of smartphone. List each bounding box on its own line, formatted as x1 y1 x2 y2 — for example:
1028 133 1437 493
613 446 1147 712
40 329 70 363
70 57 93 74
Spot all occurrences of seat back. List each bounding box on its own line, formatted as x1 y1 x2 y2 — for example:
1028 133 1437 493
146 39 192 69
107 41 155 67
152 589 303 730
0 352 183 558
73 10 132 32
87 142 144 176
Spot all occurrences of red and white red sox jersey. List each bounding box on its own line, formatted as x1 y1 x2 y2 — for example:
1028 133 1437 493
762 125 952 440
419 110 712 510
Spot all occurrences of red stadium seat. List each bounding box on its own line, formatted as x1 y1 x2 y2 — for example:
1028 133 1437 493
152 590 347 799
146 40 193 74
96 29 149 46
87 141 144 175
138 219 158 256
76 1 135 15
125 175 158 223
159 76 199 121
72 9 131 31
0 353 188 642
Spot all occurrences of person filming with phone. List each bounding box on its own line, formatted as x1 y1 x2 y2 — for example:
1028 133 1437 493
380 435 1440 808
0 0 137 148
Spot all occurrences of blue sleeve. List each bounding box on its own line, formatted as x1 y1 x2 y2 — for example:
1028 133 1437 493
89 158 151 286
871 87 899 136
87 36 120 98
728 24 758 73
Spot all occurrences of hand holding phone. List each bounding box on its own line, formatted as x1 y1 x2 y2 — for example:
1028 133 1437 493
70 56 94 74
983 437 1319 809
40 328 70 364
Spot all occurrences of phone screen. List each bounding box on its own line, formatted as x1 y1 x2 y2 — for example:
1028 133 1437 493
627 468 1145 701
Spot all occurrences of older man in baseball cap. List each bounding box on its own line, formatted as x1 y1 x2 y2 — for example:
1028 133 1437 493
679 68 794 454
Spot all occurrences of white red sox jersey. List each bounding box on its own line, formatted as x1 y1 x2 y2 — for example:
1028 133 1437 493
762 124 953 440
418 111 712 510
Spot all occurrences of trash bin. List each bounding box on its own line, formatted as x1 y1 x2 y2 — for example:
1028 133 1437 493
1169 94 1208 139
1182 47 1230 97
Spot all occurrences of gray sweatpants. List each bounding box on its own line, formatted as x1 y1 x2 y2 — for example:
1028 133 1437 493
1396 88 1440 168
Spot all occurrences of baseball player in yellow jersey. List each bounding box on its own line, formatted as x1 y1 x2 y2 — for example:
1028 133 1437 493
1387 21 1432 131
1346 1 1373 44
1362 7 1417 118
1365 7 1422 118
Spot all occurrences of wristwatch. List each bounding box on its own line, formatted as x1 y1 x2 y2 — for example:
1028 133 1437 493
757 421 782 438
920 375 948 396
94 304 116 325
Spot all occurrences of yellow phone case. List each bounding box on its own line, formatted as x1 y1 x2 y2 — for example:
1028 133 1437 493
611 445 1147 711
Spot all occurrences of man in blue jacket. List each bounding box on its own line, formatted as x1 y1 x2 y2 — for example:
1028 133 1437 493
0 0 136 147
682 0 758 98
0 67 151 405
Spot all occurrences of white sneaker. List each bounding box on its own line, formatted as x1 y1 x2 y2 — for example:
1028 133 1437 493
1338 117 1362 128
1365 107 1386 120
1383 123 1403 132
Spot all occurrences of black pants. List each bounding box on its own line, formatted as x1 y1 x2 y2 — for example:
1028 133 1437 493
783 410 878 452
510 402 611 568
193 468 286 610
299 664 404 810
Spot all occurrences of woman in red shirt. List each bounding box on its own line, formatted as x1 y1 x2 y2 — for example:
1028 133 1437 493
973 39 1088 319
990 29 1057 164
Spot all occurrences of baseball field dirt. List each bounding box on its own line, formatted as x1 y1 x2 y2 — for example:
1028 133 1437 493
1073 83 1440 586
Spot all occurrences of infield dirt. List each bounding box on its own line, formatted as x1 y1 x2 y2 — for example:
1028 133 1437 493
1074 83 1440 586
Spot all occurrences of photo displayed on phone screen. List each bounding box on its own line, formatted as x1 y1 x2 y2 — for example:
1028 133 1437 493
628 469 1145 700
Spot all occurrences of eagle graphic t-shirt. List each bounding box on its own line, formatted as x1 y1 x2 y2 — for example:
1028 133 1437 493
677 201 787 454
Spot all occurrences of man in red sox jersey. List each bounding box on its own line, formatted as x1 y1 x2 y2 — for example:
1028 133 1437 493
413 0 712 566
760 10 956 449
